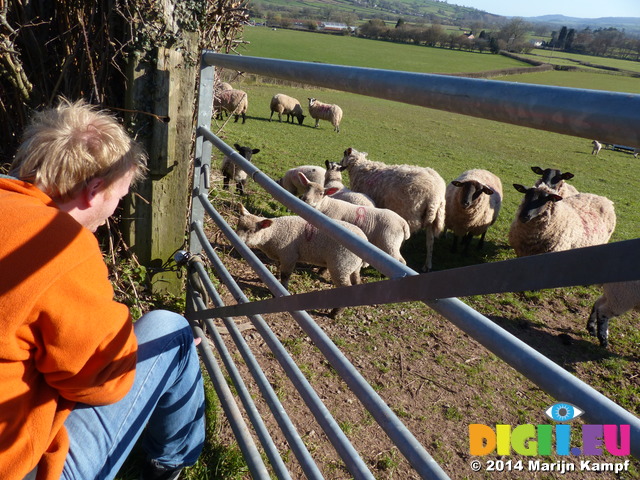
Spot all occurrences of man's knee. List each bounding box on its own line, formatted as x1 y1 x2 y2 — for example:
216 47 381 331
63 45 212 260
134 310 192 344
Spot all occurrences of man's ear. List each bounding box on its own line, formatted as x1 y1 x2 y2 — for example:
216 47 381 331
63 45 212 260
83 177 106 206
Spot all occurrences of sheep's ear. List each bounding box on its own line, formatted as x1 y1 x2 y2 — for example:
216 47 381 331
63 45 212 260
239 204 250 216
258 219 273 229
531 166 543 174
549 194 563 202
234 143 241 150
513 184 528 194
451 180 464 187
325 187 340 196
561 172 574 180
344 147 352 156
325 160 330 168
252 149 260 154
482 186 495 195
297 172 310 185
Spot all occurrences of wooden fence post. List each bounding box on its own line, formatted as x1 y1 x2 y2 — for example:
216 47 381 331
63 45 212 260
123 32 199 295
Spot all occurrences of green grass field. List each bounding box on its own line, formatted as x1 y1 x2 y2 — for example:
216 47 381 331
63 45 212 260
151 28 640 479
241 26 531 73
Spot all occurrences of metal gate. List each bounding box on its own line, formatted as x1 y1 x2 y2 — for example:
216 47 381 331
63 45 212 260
180 50 640 478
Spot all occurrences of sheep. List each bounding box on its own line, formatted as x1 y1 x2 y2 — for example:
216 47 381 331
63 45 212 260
277 165 326 196
218 82 233 91
508 184 616 257
269 94 305 125
340 148 446 272
235 205 366 317
297 172 411 266
308 98 343 132
323 161 375 207
445 169 503 253
587 280 640 348
221 143 260 195
531 166 579 197
215 88 248 123
592 140 602 156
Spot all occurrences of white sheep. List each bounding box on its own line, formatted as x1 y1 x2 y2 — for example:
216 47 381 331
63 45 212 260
236 205 366 317
298 172 410 266
277 165 326 196
587 280 640 348
215 88 248 124
308 98 343 132
269 94 306 125
340 148 446 272
324 161 375 207
445 169 503 253
592 140 602 156
508 184 616 257
221 143 260 195
531 166 579 197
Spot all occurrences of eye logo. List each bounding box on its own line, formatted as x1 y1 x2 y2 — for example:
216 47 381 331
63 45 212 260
545 402 584 422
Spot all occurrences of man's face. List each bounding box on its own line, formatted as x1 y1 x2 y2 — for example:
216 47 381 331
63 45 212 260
85 170 135 232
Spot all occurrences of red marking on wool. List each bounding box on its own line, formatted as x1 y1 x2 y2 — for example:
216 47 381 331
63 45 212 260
304 222 317 242
355 207 367 228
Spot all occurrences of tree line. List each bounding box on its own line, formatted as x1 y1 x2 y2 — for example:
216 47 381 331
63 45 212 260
357 18 533 54
548 26 640 60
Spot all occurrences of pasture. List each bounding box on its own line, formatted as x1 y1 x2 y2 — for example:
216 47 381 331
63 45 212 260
201 28 640 479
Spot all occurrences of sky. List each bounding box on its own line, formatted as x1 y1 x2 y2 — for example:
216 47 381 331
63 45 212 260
456 0 640 19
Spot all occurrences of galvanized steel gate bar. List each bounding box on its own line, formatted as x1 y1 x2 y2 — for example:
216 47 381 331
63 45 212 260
186 51 640 478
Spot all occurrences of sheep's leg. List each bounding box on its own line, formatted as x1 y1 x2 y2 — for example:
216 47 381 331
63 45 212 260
451 235 459 253
222 175 230 190
461 232 473 254
241 112 246 124
314 118 320 128
597 312 611 348
477 231 486 250
422 226 434 272
328 268 353 318
587 297 612 347
236 181 245 195
269 111 274 122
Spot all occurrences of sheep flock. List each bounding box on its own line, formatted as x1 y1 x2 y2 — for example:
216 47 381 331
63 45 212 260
212 81 633 348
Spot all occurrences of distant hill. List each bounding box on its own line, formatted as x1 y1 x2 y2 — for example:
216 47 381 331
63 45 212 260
523 14 640 34
252 0 640 34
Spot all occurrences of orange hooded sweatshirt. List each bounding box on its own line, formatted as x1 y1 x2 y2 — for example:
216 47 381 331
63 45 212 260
0 177 137 480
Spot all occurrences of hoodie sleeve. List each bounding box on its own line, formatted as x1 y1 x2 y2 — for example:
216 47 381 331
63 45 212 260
33 250 137 405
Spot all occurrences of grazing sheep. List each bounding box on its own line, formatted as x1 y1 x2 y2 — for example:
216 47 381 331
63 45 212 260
508 184 616 257
221 143 260 195
269 94 306 125
592 140 602 156
308 98 343 132
340 148 446 272
587 280 640 348
277 165 326 196
531 166 579 197
215 88 248 123
445 169 503 253
236 205 366 317
324 161 375 207
298 172 410 265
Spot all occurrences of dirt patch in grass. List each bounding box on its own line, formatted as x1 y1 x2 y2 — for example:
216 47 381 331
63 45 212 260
200 194 640 480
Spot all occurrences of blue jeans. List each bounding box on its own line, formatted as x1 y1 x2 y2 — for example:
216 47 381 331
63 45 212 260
61 310 205 479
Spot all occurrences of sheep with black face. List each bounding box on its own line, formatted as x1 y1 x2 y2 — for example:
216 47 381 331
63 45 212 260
445 169 502 253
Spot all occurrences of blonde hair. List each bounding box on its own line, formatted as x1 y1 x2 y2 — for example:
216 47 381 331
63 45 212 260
11 98 147 200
